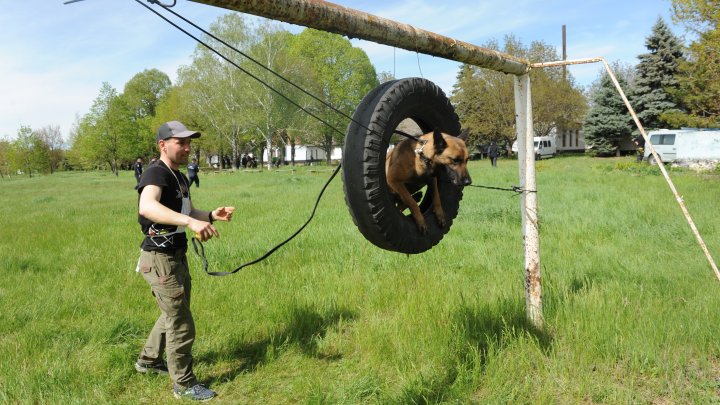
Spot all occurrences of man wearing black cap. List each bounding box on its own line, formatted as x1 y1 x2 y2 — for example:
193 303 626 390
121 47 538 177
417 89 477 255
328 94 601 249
135 121 234 401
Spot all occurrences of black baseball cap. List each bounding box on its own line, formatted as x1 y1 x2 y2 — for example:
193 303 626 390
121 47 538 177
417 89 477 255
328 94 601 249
156 121 201 142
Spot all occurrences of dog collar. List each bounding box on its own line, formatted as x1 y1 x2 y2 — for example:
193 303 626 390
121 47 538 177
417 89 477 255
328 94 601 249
415 140 434 174
414 140 428 155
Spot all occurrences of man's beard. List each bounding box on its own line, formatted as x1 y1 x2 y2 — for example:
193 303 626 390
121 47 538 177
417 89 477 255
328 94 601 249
172 154 189 166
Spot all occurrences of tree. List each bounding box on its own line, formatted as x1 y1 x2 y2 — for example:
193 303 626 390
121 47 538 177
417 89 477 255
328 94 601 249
35 125 65 174
583 72 633 156
69 82 140 174
630 17 686 130
288 28 379 163
377 70 396 84
123 69 172 119
177 13 254 169
0 138 10 178
452 60 515 149
670 0 720 127
451 35 587 151
122 69 172 159
244 24 314 170
7 125 50 177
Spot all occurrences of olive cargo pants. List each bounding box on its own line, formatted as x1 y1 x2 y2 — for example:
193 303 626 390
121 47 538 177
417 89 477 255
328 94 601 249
137 249 197 387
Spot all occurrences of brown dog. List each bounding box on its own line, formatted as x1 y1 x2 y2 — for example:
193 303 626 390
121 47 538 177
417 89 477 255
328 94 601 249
385 128 472 234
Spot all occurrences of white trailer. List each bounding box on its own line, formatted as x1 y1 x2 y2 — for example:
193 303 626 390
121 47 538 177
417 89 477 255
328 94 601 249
644 129 720 166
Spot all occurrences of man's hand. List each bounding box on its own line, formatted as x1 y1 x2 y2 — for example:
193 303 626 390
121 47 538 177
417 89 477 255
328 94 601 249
212 207 235 222
189 219 218 242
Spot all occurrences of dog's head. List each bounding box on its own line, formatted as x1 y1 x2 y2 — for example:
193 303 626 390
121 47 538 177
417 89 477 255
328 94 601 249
430 128 472 187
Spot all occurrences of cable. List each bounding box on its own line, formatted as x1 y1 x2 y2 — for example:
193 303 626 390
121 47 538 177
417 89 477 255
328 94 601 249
134 0 349 140
149 1 420 142
416 51 424 78
131 1 425 274
148 0 176 6
466 184 536 196
191 164 342 276
155 3 361 133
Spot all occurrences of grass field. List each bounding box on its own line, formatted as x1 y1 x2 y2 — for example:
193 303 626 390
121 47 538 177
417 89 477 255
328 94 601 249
1 155 720 404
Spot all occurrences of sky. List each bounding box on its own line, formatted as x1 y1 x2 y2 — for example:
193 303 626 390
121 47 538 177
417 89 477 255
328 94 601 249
0 0 682 141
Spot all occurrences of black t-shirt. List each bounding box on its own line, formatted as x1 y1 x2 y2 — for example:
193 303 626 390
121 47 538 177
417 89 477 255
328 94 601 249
137 160 191 251
134 162 143 176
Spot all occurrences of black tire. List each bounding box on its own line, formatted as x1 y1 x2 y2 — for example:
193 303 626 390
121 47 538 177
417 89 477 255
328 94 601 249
342 78 463 254
648 154 661 165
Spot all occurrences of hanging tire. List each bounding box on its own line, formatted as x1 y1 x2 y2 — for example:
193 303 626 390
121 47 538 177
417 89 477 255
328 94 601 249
342 78 463 254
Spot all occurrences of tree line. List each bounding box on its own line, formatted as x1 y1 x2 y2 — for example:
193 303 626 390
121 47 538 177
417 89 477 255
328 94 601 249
2 0 718 176
581 0 720 156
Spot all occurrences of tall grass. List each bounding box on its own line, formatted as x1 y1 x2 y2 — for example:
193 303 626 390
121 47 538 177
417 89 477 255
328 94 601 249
1 156 719 403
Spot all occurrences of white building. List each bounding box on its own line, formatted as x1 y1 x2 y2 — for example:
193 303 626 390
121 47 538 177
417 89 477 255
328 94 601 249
263 145 343 164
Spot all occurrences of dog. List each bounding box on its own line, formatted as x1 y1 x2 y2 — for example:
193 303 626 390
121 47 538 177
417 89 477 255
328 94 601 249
385 128 472 234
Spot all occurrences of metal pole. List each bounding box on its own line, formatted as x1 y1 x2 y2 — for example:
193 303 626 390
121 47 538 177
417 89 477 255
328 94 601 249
514 74 543 329
562 25 567 82
189 0 530 76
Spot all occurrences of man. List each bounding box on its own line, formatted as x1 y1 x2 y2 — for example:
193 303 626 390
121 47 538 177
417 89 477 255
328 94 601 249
487 141 499 167
634 135 645 163
187 158 200 188
133 158 143 190
135 120 235 401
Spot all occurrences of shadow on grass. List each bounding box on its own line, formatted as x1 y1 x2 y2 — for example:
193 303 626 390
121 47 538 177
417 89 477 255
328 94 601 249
392 299 554 404
198 303 356 384
451 297 553 373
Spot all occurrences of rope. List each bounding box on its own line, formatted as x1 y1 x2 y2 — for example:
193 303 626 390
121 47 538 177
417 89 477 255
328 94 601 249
192 164 342 276
466 184 536 195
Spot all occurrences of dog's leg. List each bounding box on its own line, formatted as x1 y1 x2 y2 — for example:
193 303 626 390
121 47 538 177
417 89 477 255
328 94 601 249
388 180 427 234
430 177 446 228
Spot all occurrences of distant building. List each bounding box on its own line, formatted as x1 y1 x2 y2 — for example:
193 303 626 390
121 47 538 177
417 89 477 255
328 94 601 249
263 145 342 165
556 127 586 152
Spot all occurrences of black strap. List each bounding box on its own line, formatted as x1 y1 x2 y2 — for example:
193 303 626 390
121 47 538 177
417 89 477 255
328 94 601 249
191 164 342 276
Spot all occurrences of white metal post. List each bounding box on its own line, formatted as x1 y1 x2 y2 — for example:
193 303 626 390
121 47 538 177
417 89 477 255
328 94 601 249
514 74 543 329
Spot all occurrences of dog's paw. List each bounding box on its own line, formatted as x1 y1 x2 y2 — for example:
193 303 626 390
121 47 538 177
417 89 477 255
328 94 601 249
416 218 428 235
434 209 446 228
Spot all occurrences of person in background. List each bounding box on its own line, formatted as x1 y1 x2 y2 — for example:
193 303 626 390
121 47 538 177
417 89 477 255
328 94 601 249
634 136 645 162
135 120 235 401
133 158 143 190
487 141 500 167
187 158 200 188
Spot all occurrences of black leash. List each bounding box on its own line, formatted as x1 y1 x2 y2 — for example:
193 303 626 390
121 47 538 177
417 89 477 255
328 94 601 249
191 164 342 276
466 184 536 196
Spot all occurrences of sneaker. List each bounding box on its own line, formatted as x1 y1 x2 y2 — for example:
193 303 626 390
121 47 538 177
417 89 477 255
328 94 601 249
173 383 216 401
135 360 169 375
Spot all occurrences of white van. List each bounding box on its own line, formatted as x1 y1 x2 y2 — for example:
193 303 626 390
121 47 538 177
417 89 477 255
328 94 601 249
644 129 720 165
512 136 557 160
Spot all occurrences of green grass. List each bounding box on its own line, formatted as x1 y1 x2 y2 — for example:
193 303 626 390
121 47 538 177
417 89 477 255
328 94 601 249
1 156 720 404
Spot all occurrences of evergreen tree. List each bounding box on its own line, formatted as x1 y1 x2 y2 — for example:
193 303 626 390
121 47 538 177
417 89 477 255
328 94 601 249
631 17 686 130
583 73 633 156
669 0 720 127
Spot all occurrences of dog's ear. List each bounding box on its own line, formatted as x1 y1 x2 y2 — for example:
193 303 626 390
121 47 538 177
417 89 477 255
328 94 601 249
457 128 469 142
433 128 447 153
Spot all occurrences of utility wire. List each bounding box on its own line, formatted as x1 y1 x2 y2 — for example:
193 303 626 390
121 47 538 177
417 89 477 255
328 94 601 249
154 1 367 134
134 0 349 140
